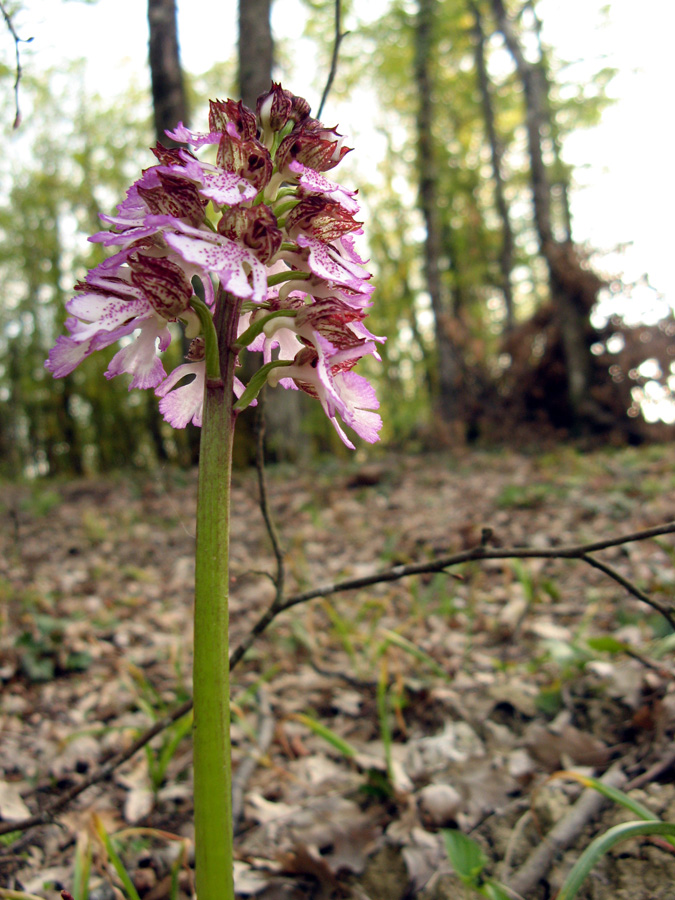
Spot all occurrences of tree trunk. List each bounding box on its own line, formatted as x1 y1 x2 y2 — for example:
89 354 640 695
470 0 515 332
415 0 465 438
148 0 189 144
237 0 308 461
147 0 191 461
238 0 274 109
490 0 606 427
528 1 573 240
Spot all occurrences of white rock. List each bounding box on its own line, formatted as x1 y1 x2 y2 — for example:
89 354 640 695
417 784 462 825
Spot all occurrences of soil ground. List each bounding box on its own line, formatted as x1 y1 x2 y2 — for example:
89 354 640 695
1 444 675 899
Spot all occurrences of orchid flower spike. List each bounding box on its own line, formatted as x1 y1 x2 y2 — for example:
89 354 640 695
46 84 383 447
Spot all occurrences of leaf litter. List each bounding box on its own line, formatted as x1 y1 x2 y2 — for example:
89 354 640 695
1 445 675 899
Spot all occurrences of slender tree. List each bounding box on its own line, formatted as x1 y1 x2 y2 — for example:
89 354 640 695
414 0 465 436
148 0 189 145
237 0 308 459
238 0 274 109
470 0 515 332
490 0 608 428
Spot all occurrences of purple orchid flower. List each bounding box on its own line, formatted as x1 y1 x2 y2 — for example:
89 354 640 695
46 85 384 447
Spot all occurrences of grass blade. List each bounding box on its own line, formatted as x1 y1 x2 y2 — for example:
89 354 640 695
442 829 487 885
377 658 393 779
72 832 92 900
290 713 358 759
552 770 675 847
0 891 51 900
94 815 142 900
379 629 448 678
556 821 675 900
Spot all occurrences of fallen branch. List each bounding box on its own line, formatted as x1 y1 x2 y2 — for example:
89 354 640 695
1 520 673 839
230 519 675 670
504 763 627 896
625 748 675 792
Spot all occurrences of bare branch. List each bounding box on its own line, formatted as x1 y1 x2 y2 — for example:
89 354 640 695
254 392 284 604
580 552 673 624
244 520 675 632
0 0 33 128
317 0 348 120
1 519 673 840
0 698 193 837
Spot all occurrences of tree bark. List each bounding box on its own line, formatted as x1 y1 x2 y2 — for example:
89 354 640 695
528 1 573 240
238 0 274 109
147 0 191 461
148 0 189 144
491 0 606 426
415 0 465 436
470 0 515 332
237 0 308 461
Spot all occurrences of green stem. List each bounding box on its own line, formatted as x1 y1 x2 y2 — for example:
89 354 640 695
193 289 240 900
266 269 310 287
190 296 222 380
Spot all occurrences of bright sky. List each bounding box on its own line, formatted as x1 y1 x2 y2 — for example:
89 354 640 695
8 0 674 320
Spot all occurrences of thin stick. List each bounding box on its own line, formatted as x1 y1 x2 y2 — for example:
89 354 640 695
233 521 675 642
0 1 32 128
625 748 675 791
317 0 348 120
232 688 274 830
581 552 672 623
506 763 627 896
254 392 284 603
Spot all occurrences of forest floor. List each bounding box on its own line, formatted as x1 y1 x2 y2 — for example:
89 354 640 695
1 443 675 900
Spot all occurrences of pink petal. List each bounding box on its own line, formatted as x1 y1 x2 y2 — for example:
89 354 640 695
289 161 360 214
155 362 205 428
105 320 170 389
164 231 267 302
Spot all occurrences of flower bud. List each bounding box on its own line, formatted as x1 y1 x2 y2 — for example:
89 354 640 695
137 172 207 227
276 123 350 174
208 98 257 139
216 134 273 192
284 197 361 242
129 254 193 319
217 204 282 264
256 83 293 132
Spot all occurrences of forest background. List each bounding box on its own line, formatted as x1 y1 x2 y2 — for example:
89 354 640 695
1 0 674 476
2 4 675 898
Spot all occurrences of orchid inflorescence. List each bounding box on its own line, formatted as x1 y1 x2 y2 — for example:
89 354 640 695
46 84 383 448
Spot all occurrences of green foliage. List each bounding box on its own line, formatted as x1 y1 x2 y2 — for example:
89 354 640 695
496 482 552 510
71 832 93 900
127 663 193 794
15 613 92 682
0 63 180 477
94 815 143 900
442 829 512 899
557 821 675 900
300 0 617 439
377 627 449 679
376 657 394 782
290 711 359 759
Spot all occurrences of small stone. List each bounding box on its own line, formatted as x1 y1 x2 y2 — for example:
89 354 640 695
417 784 462 827
508 749 536 784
